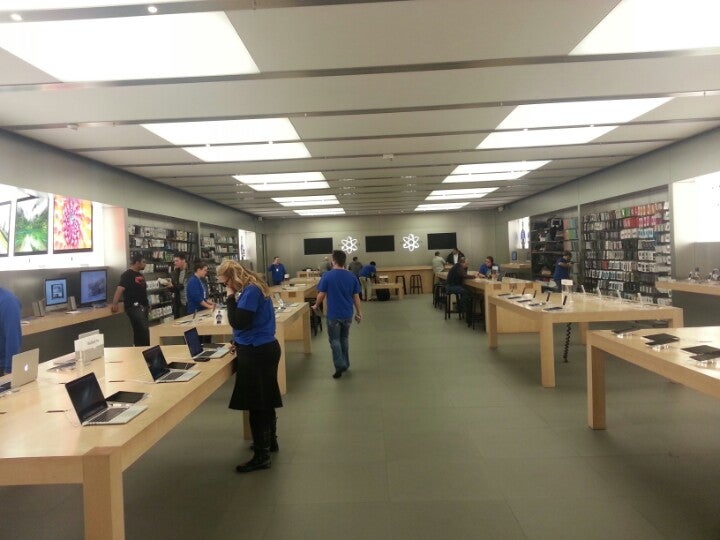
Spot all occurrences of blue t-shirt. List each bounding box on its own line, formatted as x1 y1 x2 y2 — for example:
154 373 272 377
479 263 491 277
233 284 276 346
317 268 361 320
358 264 376 278
268 263 286 284
186 275 209 314
0 288 21 373
553 257 571 282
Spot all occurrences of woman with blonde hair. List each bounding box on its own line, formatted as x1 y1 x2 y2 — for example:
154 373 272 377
217 260 281 473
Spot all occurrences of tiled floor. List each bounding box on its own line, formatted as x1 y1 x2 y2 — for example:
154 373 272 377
3 295 720 539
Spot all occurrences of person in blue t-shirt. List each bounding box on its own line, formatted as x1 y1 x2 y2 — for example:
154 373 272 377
552 251 573 288
218 259 282 474
267 256 286 286
0 287 22 375
478 256 494 278
313 250 362 379
358 261 377 301
186 260 215 314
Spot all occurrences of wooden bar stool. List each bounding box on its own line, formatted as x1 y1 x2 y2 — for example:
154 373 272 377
409 274 423 294
394 275 407 295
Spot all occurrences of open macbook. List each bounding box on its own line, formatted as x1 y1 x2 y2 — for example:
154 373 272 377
65 372 147 426
142 345 200 383
183 327 230 361
0 349 40 395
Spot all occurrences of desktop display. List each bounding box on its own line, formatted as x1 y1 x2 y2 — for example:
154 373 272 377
53 195 93 252
80 269 107 305
45 278 68 307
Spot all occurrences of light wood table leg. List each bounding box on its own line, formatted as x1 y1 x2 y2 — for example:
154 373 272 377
579 322 588 345
587 343 607 429
539 319 556 388
301 309 312 354
83 447 124 540
487 301 498 348
669 311 684 328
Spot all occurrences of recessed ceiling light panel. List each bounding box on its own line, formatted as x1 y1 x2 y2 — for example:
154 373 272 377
235 172 325 184
426 188 498 201
186 142 310 162
452 161 550 174
0 11 258 81
294 208 346 216
273 195 339 207
244 182 330 192
415 203 469 212
478 126 616 149
143 119 300 146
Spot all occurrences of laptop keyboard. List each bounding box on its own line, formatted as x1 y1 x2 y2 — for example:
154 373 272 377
91 407 126 423
162 371 186 381
0 381 10 393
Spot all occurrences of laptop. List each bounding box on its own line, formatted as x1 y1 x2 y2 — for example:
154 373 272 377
65 372 147 426
0 349 40 395
142 346 200 383
183 327 230 361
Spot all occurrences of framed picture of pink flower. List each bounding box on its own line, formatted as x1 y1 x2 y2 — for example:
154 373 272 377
53 195 93 253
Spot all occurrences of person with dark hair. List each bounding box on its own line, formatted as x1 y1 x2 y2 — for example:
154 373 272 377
111 254 150 346
186 260 215 314
313 250 362 379
267 256 286 286
218 259 282 473
446 248 465 265
478 256 495 278
446 256 473 317
168 252 189 318
358 260 377 301
348 256 363 277
0 287 21 376
552 250 573 287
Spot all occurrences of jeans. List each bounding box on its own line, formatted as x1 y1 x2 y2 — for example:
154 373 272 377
126 304 150 346
327 318 352 372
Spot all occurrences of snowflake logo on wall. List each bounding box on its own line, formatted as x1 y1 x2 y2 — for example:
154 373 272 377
403 233 420 252
340 236 358 253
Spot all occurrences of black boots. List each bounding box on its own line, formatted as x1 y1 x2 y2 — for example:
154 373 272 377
250 415 279 452
236 428 271 473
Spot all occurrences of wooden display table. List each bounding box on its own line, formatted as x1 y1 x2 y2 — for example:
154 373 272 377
372 282 404 300
296 270 320 278
655 280 720 297
21 305 124 336
587 326 720 429
148 303 311 394
270 282 318 301
487 293 684 388
375 266 433 294
0 345 234 540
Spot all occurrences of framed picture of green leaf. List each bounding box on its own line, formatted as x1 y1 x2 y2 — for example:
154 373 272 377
0 201 9 256
14 196 49 255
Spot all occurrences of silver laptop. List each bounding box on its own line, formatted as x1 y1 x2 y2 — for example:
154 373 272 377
183 327 230 360
142 345 200 383
65 372 147 426
0 349 40 395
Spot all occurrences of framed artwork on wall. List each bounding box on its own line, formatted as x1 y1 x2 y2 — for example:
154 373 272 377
53 194 93 253
14 195 48 255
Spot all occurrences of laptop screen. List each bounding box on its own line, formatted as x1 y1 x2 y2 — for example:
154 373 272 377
142 346 170 380
184 327 204 357
10 348 39 389
65 373 107 423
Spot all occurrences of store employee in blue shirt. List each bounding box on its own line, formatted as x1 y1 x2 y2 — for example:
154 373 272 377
0 287 22 375
552 251 573 287
186 260 215 314
478 256 494 278
267 257 286 286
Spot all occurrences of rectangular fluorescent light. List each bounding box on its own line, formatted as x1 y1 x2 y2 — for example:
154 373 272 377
273 195 339 207
0 12 258 82
143 119 301 146
426 188 498 201
478 126 616 149
496 99 672 129
451 161 550 174
571 0 720 55
186 142 310 162
3 1 188 8
415 203 469 212
235 172 325 184
244 182 329 192
443 172 531 183
294 208 346 216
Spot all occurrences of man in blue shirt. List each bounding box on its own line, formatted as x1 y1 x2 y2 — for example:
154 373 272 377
186 260 215 314
0 287 22 375
313 250 362 379
358 261 377 301
552 251 573 288
267 256 286 286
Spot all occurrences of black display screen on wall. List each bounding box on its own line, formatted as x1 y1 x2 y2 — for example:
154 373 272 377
365 235 395 252
427 232 457 250
304 237 333 255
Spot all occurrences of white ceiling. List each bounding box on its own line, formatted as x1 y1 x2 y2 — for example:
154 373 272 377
0 0 719 218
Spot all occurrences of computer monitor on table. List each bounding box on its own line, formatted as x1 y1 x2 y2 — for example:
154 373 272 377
79 269 107 307
44 278 68 311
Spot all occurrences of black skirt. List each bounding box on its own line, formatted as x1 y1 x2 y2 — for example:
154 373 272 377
229 339 283 411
